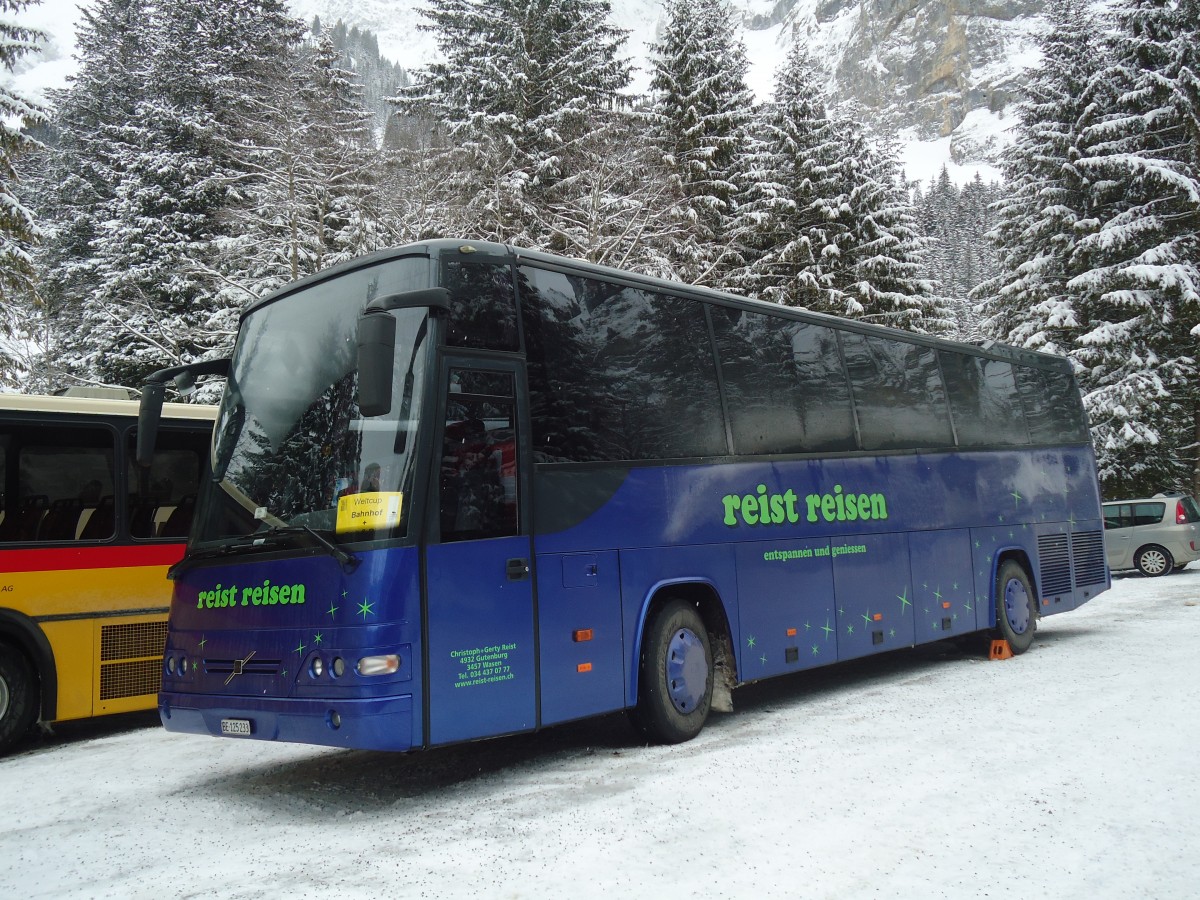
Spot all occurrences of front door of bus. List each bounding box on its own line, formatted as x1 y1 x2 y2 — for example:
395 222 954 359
424 362 536 745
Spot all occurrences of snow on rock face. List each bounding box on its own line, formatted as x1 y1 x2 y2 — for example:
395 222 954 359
285 0 1099 176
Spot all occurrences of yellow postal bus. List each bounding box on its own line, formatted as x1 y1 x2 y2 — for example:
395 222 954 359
0 390 215 754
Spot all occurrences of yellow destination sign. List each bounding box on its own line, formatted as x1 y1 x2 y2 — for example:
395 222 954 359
336 491 404 533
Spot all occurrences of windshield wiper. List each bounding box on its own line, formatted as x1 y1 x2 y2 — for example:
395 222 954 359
255 525 361 574
172 525 360 579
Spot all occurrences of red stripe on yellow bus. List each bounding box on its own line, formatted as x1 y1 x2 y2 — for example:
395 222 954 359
0 544 186 573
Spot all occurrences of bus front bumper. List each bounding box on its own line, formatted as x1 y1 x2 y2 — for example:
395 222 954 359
159 691 415 751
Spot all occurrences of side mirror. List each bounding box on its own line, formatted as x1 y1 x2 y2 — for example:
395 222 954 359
137 357 231 467
137 381 166 467
357 312 397 417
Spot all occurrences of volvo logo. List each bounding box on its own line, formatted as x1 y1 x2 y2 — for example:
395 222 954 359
224 650 256 686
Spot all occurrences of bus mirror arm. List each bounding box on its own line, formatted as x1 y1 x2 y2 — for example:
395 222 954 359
357 288 448 418
137 358 231 466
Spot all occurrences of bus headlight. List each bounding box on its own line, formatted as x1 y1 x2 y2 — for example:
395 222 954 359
332 657 345 677
357 654 400 676
180 656 188 675
311 657 324 678
166 656 176 674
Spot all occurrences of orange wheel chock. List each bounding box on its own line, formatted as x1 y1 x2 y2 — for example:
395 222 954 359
989 640 1014 661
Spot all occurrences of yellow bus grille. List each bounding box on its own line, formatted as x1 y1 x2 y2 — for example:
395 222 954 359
100 621 168 662
100 658 163 701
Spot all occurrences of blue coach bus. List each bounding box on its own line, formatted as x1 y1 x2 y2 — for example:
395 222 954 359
138 239 1109 751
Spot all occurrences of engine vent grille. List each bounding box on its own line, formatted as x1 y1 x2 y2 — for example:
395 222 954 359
1037 533 1073 596
100 658 163 700
100 620 168 662
1071 530 1107 587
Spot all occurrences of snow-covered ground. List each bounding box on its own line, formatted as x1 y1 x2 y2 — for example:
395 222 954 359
2 571 1197 898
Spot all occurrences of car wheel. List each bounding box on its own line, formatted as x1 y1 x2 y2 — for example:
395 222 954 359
1134 545 1173 577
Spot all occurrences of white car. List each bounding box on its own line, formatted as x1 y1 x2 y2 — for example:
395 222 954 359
1103 494 1200 576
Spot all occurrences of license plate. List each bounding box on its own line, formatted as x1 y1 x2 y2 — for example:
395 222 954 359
220 718 252 736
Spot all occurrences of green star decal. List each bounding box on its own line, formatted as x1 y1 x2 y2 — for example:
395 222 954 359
759 654 768 666
747 635 757 649
847 624 855 635
327 602 339 618
861 610 872 626
821 620 834 639
281 669 287 678
294 640 306 654
897 588 911 612
313 632 324 645
998 513 1006 523
358 598 375 619
932 587 943 603
974 540 981 549
889 628 896 638
198 636 207 650
341 590 349 599
812 645 820 656
965 601 973 613
1010 490 1022 506
804 622 812 632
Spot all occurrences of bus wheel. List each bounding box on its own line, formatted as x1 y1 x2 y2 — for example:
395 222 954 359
631 598 713 744
0 643 38 755
995 560 1037 655
1134 545 1173 577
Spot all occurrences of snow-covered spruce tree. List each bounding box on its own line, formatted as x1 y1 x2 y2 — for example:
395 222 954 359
731 43 941 330
1068 0 1200 496
397 0 631 248
29 0 150 389
976 0 1109 359
729 45 849 311
82 0 305 387
204 33 383 336
836 118 945 332
0 0 45 388
646 0 754 285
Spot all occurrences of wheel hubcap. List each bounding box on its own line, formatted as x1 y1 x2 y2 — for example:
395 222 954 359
1141 550 1167 575
666 627 707 714
1004 577 1031 635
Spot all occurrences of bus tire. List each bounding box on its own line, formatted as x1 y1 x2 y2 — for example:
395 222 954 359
995 560 1037 655
0 642 38 755
1134 545 1173 577
631 598 713 744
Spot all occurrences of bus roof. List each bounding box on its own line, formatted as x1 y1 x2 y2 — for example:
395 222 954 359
0 392 219 421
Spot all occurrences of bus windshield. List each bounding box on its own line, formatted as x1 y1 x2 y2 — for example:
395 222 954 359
193 257 431 546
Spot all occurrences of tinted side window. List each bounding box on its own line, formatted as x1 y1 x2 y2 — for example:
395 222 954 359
127 427 209 539
520 266 726 461
0 424 116 543
940 352 1030 447
1014 364 1088 443
710 306 855 454
443 259 519 352
1103 504 1132 529
1133 502 1165 526
840 333 954 451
